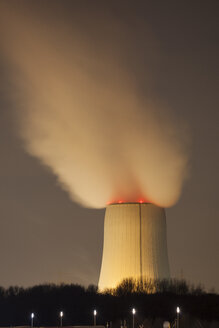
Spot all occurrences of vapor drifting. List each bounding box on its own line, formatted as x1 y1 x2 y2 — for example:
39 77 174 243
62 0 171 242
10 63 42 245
0 1 189 208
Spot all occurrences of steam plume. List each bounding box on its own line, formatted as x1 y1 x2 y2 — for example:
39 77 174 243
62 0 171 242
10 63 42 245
0 2 189 208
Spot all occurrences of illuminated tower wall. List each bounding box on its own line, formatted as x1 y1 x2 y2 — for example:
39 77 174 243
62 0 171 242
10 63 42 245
98 203 170 291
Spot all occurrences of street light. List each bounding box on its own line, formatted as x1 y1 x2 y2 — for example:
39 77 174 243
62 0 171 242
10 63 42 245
60 311 64 327
132 308 136 328
93 309 97 326
31 313 34 327
176 307 180 328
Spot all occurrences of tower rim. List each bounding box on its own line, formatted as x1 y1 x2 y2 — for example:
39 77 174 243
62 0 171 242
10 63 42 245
107 202 153 206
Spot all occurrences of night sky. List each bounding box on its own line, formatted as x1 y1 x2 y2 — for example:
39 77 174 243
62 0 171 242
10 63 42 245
0 0 218 292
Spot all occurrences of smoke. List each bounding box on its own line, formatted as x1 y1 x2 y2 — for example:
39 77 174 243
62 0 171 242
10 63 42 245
0 1 189 208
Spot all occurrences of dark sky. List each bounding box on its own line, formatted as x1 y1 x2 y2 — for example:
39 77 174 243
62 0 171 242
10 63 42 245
0 0 218 291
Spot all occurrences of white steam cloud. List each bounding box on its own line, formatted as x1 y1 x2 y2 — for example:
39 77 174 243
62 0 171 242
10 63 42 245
0 2 189 208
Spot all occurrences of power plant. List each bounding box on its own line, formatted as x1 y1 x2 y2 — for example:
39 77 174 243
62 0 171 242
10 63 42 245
98 202 170 291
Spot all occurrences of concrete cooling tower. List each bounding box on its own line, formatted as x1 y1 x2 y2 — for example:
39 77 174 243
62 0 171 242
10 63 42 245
98 203 170 291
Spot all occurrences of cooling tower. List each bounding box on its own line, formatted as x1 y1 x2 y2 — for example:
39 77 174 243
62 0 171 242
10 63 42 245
98 203 170 291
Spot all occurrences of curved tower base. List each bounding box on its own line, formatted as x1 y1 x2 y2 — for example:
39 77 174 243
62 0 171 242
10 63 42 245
98 203 170 291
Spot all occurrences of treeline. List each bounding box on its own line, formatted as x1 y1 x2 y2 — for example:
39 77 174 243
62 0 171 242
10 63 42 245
0 279 218 327
104 278 207 296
